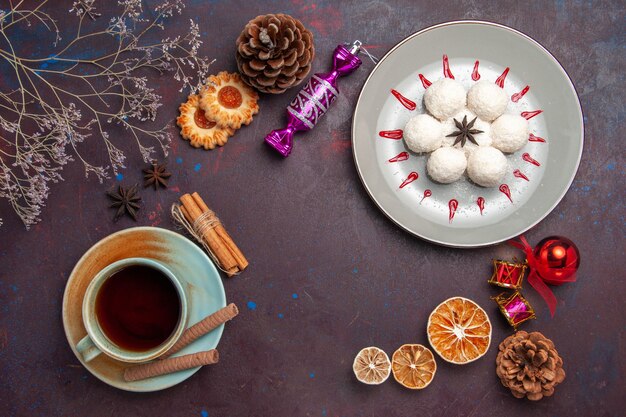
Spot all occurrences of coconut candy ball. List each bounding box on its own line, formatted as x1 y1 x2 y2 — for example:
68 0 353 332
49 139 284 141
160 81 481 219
403 114 444 153
467 146 508 187
427 147 467 184
442 108 492 157
424 78 467 121
467 80 509 122
491 114 529 153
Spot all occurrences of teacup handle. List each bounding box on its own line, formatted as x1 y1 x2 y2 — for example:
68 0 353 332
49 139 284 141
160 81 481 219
76 335 102 362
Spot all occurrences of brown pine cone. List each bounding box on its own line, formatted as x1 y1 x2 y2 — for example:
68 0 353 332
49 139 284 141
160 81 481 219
496 331 566 401
236 14 315 94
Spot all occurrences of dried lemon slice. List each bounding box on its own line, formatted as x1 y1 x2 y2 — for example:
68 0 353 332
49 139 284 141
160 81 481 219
427 296 492 364
353 346 391 385
391 344 437 389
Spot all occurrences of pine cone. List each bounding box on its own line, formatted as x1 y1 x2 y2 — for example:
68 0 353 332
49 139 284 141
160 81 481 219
236 14 315 94
496 331 566 401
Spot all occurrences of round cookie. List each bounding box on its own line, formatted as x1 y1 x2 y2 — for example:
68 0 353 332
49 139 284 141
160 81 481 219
177 94 235 150
200 71 259 130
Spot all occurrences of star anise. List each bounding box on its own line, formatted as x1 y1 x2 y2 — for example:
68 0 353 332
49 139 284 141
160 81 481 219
143 160 171 190
446 115 484 147
107 184 141 221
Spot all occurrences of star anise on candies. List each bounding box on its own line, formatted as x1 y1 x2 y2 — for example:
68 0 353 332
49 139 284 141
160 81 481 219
446 115 484 147
143 160 171 190
107 184 141 221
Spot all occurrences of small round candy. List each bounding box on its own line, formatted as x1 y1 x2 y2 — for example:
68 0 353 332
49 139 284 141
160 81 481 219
404 114 444 153
467 81 509 122
424 78 466 121
467 146 508 187
491 114 529 153
427 147 467 184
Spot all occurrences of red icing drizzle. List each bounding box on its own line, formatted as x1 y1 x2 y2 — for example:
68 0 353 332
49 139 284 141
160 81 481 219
495 67 510 88
528 133 546 143
511 85 530 102
513 169 529 181
379 129 403 140
448 199 458 222
419 189 432 204
471 60 480 81
499 184 513 203
388 152 409 163
442 54 454 79
521 110 543 120
399 171 418 188
477 197 485 215
522 153 540 166
390 89 416 111
418 74 432 88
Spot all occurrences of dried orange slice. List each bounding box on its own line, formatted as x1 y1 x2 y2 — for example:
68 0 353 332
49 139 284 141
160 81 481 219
391 344 437 389
427 296 492 364
352 346 391 385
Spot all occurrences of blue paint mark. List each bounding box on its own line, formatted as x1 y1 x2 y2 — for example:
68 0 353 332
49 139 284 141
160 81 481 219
309 372 315 378
322 409 327 416
176 157 183 164
246 301 257 310
10 285 17 292
277 313 284 319
116 173 123 181
581 186 591 192
593 221 599 225
201 410 209 417
194 163 202 172
607 162 615 170
292 293 299 299
352 267 358 273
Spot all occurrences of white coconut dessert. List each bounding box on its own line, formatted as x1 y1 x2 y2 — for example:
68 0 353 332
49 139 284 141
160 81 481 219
427 147 467 184
442 108 492 157
467 81 509 122
403 114 444 153
424 78 466 121
491 114 529 153
467 146 508 187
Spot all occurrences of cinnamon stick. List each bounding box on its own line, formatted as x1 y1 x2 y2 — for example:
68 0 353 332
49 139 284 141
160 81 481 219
191 192 249 271
179 193 239 276
123 350 219 382
161 303 238 359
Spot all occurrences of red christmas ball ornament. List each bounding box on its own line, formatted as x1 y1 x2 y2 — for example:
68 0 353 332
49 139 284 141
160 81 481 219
532 236 580 286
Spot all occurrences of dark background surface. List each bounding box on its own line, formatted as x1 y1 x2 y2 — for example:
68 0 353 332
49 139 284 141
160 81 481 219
1 0 625 416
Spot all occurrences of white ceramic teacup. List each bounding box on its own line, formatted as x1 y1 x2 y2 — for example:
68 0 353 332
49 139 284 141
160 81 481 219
76 258 188 363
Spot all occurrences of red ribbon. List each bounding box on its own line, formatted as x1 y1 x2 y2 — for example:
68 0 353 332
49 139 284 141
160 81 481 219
509 236 577 317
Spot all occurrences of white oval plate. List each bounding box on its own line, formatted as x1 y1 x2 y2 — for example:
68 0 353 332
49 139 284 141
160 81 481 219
352 21 583 247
